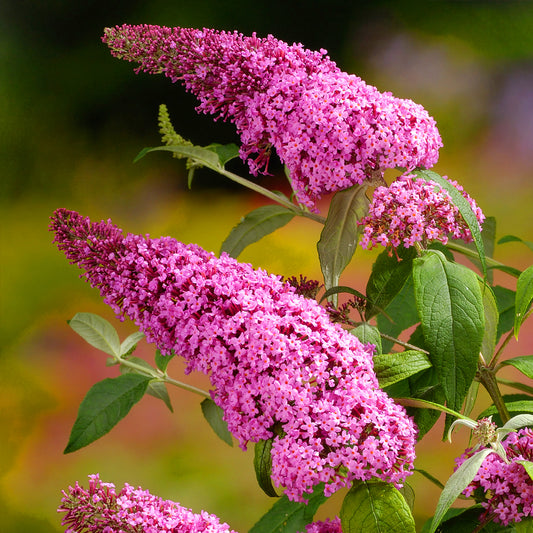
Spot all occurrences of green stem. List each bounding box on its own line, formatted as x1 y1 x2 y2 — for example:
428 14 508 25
378 332 429 354
446 242 520 277
489 328 515 369
117 356 211 399
478 363 510 424
215 166 327 224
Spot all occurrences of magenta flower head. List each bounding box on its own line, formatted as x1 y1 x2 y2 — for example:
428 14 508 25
359 173 485 250
58 473 238 532
302 517 342 533
455 428 533 526
102 24 442 210
50 208 417 501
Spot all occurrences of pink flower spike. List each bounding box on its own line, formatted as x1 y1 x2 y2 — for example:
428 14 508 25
102 24 442 211
50 208 417 502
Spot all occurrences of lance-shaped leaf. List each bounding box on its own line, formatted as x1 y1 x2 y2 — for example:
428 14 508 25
493 285 516 340
221 205 295 258
340 481 416 533
205 142 240 167
373 351 432 388
428 448 494 533
200 398 233 447
415 169 487 278
498 234 533 253
365 247 416 320
69 312 121 357
155 349 176 373
120 331 145 357
515 265 533 339
501 355 533 380
317 185 369 298
249 483 327 533
134 144 220 167
254 438 278 497
64 373 151 453
413 250 484 413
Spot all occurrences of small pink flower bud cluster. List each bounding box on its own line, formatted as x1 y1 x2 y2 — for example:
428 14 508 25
455 428 533 526
360 173 485 250
102 24 442 211
50 208 417 502
58 473 237 533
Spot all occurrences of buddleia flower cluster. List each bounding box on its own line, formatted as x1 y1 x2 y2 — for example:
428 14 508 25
102 24 442 211
50 208 417 502
455 428 533 526
303 517 342 533
359 173 485 250
58 474 237 533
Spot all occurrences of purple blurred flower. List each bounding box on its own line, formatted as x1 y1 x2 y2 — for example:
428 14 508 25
50 208 417 501
359 173 484 250
302 517 342 533
102 24 442 211
58 473 237 532
455 428 533 526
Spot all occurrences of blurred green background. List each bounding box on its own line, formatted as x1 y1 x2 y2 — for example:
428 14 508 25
1 1 532 531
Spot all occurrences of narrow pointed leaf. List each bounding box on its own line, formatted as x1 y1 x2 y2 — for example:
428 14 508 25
365 247 416 319
498 234 533 252
413 250 484 412
64 374 151 453
135 144 220 167
120 331 145 356
69 312 121 357
146 381 173 412
350 324 382 354
373 351 431 388
501 413 533 431
501 355 533 379
493 285 516 340
249 484 327 533
340 481 415 533
221 205 295 258
515 265 533 338
317 185 369 296
200 398 233 446
428 449 494 533
254 439 278 497
416 170 486 277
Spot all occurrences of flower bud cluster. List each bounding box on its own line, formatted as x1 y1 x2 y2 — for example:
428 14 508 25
103 24 442 211
50 208 416 501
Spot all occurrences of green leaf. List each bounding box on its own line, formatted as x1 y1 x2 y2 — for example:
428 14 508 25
119 331 145 356
493 285 516 340
396 397 468 420
516 518 533 533
317 185 369 299
249 483 327 533
501 355 533 379
515 265 533 338
428 448 494 533
254 438 278 497
478 398 533 425
64 374 151 453
68 312 121 357
205 142 240 167
501 413 533 431
145 381 173 412
480 283 499 361
416 170 487 277
412 250 484 413
350 324 382 354
498 234 533 252
155 349 176 373
221 205 295 258
200 398 233 447
340 481 415 533
377 275 419 353
373 351 432 388
365 247 416 320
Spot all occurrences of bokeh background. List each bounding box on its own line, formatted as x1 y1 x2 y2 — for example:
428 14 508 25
1 1 532 531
